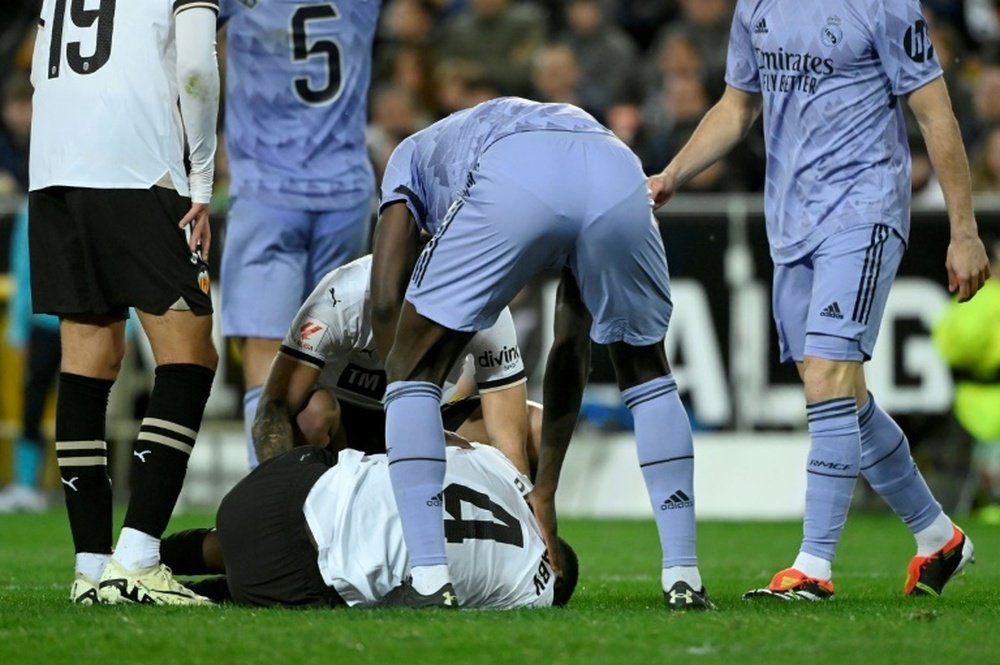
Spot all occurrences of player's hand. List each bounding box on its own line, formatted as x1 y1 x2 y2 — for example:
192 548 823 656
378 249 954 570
646 171 677 210
529 487 562 577
179 202 212 257
946 232 990 302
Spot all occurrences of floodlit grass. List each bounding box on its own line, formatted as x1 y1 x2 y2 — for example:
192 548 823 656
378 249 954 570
1 511 997 664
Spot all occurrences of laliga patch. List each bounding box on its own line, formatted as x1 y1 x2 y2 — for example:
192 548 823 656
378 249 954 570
296 318 328 351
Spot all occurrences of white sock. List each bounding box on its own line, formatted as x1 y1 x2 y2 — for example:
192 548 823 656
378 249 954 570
914 512 955 556
662 566 702 591
411 564 450 595
113 527 160 571
76 553 110 581
792 551 832 581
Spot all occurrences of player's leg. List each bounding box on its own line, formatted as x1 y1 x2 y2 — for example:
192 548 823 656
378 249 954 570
381 135 576 603
63 186 218 604
57 315 126 603
28 187 125 603
221 198 311 469
854 367 971 593
382 303 473 602
305 201 370 293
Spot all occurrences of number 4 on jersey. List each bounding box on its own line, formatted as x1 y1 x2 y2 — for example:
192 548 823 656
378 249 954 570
443 483 524 548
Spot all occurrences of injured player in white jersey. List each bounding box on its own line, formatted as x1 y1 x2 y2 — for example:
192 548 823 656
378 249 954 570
160 434 578 609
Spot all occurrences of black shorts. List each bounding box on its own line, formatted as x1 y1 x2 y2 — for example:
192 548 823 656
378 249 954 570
28 186 213 318
215 446 344 608
338 396 483 454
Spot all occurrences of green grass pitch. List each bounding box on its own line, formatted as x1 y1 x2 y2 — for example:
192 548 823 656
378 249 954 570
1 511 997 664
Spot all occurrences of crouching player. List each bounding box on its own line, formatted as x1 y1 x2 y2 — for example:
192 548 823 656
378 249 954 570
161 436 577 608
251 254 540 476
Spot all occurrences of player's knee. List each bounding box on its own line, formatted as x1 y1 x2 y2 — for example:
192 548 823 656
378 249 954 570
608 340 669 390
801 356 859 403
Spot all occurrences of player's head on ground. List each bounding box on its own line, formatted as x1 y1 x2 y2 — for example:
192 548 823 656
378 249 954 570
552 537 579 607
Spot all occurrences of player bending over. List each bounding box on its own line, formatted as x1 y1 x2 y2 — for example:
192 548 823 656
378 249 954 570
252 254 541 476
371 97 711 610
161 437 578 609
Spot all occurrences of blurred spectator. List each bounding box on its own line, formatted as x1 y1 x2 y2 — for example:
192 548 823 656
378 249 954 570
433 60 500 115
649 0 732 82
367 84 430 181
0 73 31 194
929 22 975 145
530 45 584 107
436 0 547 97
933 238 1000 520
971 66 1000 147
0 204 58 513
374 0 438 108
615 0 680 52
556 0 639 119
604 101 669 174
971 125 1000 193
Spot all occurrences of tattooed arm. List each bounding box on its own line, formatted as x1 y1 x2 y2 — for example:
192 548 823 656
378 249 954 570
252 352 323 463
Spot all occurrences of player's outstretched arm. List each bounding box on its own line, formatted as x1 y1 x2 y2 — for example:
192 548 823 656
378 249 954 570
370 203 421 360
479 382 531 476
252 354 321 462
907 77 991 302
175 4 221 253
529 269 593 575
647 85 762 209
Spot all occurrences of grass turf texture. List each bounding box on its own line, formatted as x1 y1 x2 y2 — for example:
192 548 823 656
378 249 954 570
1 512 997 664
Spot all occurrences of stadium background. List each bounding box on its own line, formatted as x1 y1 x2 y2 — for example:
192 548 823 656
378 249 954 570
1 0 1000 519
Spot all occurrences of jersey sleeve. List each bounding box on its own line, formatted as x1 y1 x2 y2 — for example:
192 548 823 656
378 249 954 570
467 308 527 393
173 0 220 16
279 276 349 370
873 0 943 96
379 137 428 229
724 2 760 93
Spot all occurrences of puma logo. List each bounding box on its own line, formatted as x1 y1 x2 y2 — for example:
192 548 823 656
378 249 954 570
134 450 151 463
61 476 80 492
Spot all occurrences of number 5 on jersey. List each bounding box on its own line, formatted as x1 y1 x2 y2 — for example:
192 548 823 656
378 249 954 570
290 4 343 106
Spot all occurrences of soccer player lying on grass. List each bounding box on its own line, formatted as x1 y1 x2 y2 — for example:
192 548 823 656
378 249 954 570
251 254 541 477
160 434 578 609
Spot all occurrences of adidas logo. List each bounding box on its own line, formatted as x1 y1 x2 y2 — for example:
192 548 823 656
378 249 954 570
660 490 693 510
820 302 844 319
426 492 443 507
754 17 768 34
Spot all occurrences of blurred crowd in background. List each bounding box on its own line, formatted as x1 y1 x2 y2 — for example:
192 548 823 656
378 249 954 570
3 0 1000 200
1 1 1000 516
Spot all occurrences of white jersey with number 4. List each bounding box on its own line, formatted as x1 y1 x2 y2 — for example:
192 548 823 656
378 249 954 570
304 444 556 608
29 0 218 195
279 255 527 409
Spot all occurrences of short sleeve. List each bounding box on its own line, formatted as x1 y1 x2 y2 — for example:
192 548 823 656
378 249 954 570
173 0 220 16
873 0 943 96
468 308 527 392
724 2 760 93
379 137 427 229
279 277 348 369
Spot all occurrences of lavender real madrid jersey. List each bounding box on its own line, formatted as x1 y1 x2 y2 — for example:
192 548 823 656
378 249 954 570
725 0 942 263
379 97 613 234
221 0 378 210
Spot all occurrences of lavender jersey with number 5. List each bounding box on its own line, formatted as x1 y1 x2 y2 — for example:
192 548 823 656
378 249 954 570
725 0 942 264
221 0 378 210
380 97 613 234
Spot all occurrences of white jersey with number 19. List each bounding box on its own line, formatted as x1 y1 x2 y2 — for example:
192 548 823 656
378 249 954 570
29 0 219 196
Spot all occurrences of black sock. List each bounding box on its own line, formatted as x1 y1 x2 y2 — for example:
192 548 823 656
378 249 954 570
183 576 232 604
55 373 115 555
160 528 215 574
123 363 214 538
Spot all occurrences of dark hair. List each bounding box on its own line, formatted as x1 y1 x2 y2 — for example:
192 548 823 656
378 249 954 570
552 537 579 607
